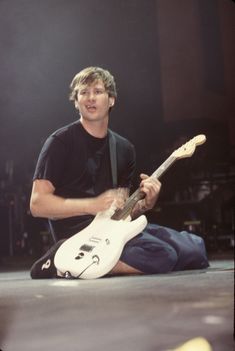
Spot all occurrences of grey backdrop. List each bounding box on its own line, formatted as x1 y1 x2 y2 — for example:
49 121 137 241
0 0 234 184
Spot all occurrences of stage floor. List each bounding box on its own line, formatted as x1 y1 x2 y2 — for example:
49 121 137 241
0 259 234 351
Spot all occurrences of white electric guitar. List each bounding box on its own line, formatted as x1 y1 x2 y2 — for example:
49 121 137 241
54 134 206 279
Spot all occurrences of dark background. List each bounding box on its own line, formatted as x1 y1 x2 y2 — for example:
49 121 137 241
0 0 234 257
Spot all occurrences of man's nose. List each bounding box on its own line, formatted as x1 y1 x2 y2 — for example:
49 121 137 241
87 92 96 100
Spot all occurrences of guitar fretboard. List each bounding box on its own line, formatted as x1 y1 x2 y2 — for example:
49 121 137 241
111 154 177 220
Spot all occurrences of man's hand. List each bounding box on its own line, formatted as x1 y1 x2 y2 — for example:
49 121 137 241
139 173 161 210
90 188 128 215
131 174 161 218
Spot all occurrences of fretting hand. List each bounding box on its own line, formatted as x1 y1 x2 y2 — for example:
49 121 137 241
132 174 161 218
139 173 161 210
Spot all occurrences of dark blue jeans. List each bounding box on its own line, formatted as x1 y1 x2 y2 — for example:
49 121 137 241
120 223 209 274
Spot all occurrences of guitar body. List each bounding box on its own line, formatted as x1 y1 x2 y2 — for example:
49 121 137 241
54 214 147 279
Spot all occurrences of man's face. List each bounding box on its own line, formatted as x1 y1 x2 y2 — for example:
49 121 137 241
74 80 115 122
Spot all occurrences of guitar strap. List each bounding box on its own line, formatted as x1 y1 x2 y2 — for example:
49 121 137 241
48 219 58 243
108 130 118 188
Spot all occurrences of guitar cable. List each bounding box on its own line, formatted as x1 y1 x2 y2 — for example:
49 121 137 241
75 255 100 279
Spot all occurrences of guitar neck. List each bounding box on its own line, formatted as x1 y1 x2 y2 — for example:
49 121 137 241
151 154 177 179
111 154 177 220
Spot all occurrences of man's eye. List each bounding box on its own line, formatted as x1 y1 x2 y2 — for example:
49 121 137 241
95 90 104 94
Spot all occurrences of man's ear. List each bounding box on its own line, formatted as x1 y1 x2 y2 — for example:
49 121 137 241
74 99 79 110
109 97 115 107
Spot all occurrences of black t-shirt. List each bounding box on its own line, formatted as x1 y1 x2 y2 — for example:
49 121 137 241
33 119 136 238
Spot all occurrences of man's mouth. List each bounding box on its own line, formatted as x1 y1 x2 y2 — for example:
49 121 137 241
86 105 96 112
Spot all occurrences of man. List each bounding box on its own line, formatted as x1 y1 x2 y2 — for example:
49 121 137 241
30 66 209 278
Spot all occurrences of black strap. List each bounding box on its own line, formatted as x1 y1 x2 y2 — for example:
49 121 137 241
48 219 58 243
108 130 118 188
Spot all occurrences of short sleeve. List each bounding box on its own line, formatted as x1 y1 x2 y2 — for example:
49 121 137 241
33 135 68 188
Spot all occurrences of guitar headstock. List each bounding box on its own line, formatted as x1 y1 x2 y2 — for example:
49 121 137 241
172 134 206 160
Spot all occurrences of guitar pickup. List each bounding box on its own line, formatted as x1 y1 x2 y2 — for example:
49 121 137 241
79 244 95 252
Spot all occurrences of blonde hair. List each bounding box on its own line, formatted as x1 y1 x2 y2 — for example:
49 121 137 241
69 66 117 101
